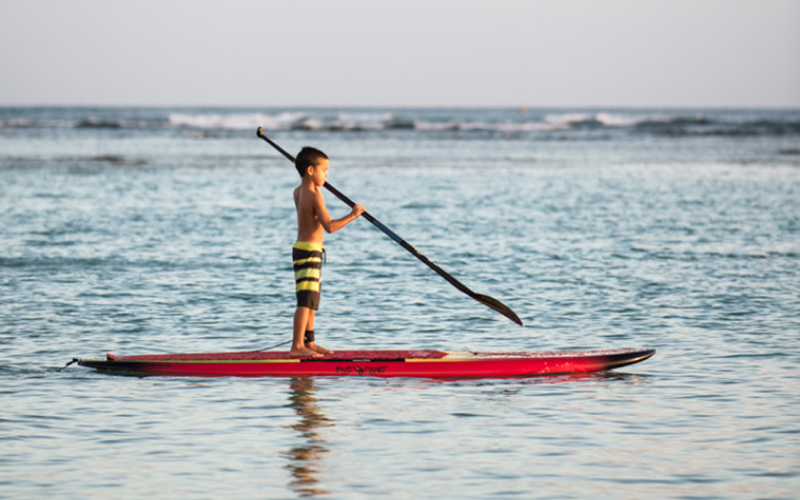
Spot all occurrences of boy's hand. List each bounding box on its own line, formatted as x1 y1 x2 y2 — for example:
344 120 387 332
351 203 366 218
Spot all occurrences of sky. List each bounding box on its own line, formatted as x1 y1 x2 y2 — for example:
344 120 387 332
1 0 798 108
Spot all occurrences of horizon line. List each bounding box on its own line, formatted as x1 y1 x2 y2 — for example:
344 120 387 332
2 102 800 111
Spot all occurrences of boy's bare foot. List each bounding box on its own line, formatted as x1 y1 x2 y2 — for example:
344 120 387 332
289 346 323 358
307 342 332 355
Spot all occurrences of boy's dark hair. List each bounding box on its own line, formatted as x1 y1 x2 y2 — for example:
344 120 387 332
295 147 328 177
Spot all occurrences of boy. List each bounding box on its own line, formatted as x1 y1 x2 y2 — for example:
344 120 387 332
291 146 365 358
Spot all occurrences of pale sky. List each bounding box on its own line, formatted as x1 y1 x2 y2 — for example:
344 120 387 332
1 0 798 108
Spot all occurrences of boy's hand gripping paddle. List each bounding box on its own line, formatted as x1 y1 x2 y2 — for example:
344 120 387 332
256 127 523 326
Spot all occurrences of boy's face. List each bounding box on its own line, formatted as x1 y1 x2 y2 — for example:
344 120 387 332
307 159 329 187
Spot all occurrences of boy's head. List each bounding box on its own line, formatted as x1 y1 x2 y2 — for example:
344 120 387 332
295 147 329 178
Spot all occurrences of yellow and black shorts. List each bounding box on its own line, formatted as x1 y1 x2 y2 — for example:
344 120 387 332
293 242 324 310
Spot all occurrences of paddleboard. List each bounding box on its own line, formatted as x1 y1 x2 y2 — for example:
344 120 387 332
74 348 655 379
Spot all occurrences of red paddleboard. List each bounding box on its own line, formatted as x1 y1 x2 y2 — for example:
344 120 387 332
74 348 655 379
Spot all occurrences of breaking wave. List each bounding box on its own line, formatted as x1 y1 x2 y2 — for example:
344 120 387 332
1 108 798 138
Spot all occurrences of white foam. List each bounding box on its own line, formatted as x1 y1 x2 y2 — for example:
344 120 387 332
545 112 664 128
545 113 591 126
337 112 393 126
595 112 677 127
168 112 307 130
503 122 570 132
413 120 459 131
595 113 638 127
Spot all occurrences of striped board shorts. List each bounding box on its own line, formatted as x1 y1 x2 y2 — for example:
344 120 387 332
293 241 324 310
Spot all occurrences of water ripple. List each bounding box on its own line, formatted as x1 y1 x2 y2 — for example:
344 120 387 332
2 124 799 499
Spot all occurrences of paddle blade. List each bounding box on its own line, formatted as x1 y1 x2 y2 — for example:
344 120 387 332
474 294 523 326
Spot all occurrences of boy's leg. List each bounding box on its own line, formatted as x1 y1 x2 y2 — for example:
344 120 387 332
304 309 332 354
291 306 322 357
306 309 314 332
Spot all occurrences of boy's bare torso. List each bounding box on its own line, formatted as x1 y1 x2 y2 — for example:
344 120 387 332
294 183 326 246
294 157 363 246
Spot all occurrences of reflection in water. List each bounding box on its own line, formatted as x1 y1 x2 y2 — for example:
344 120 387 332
282 377 333 497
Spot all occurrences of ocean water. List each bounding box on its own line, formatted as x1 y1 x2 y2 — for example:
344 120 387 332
1 106 799 499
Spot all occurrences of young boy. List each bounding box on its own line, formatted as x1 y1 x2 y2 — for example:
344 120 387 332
291 146 365 358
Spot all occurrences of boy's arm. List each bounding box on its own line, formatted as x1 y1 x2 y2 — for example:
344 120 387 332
313 191 365 233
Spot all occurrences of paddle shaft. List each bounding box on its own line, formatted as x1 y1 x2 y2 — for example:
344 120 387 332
256 128 522 325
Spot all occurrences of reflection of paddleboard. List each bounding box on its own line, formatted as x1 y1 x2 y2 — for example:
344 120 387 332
74 348 655 379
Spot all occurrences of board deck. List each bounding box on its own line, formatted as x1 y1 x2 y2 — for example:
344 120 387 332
75 348 656 379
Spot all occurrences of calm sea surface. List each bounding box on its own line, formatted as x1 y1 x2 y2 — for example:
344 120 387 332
2 107 799 499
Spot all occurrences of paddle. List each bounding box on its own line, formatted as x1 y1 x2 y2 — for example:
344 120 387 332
256 127 523 326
